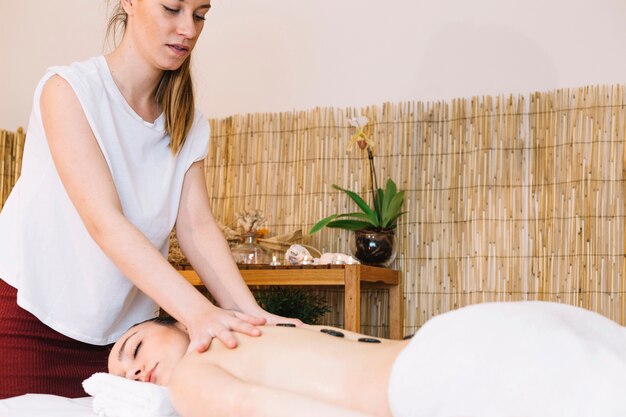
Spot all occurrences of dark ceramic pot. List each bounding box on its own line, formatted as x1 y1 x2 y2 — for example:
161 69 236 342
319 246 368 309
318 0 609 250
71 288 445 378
351 229 397 267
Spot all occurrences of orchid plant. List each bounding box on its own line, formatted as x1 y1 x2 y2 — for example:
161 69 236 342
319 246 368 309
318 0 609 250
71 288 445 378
309 116 405 234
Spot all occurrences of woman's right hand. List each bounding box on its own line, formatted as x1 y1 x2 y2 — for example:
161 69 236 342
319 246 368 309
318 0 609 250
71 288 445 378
185 307 266 353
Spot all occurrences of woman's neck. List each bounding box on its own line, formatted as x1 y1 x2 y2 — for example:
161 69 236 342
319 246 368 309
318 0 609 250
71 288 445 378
105 48 164 123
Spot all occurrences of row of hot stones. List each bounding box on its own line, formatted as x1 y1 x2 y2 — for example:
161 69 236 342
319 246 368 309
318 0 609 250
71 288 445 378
276 323 381 343
276 323 414 341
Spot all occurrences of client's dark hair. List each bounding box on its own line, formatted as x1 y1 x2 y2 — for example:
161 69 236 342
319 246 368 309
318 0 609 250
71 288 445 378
110 316 179 355
133 316 178 329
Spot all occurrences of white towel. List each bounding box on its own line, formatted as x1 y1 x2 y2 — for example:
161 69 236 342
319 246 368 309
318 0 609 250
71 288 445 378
388 301 626 417
82 373 179 417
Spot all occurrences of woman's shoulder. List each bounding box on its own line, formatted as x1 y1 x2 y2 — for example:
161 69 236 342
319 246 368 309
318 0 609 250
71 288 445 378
33 56 103 94
36 56 108 103
43 56 104 83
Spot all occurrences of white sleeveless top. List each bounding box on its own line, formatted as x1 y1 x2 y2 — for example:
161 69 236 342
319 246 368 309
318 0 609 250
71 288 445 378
0 56 210 345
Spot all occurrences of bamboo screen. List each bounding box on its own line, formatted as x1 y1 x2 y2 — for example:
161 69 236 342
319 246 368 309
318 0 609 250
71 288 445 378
1 85 624 338
0 128 26 208
205 84 625 337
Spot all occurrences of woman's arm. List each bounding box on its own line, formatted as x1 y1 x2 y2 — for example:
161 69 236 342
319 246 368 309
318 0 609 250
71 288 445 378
175 161 303 336
175 162 261 314
40 76 259 347
169 361 377 417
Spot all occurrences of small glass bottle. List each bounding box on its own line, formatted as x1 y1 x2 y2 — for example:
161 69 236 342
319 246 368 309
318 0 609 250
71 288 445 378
230 232 270 264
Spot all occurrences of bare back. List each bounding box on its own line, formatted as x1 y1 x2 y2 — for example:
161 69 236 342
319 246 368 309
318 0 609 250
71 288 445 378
178 325 408 416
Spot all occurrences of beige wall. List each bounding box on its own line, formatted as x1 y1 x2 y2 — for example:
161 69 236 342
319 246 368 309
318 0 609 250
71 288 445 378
1 0 625 129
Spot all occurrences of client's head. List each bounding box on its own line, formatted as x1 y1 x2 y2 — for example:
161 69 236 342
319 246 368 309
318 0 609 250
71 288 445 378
108 316 189 386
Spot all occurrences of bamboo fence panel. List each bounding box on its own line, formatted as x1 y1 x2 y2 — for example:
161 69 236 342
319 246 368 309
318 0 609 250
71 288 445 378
529 86 626 321
2 84 624 338
0 128 26 208
205 84 626 337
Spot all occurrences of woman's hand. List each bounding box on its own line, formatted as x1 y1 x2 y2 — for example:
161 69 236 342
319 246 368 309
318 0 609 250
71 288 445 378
185 307 266 353
253 309 304 327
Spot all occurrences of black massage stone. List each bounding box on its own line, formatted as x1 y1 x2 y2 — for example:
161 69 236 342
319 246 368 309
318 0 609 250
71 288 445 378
276 323 296 327
320 328 345 338
358 337 381 343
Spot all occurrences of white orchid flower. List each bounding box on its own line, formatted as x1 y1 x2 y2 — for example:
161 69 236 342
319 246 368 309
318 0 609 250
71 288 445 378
348 116 369 129
348 116 375 151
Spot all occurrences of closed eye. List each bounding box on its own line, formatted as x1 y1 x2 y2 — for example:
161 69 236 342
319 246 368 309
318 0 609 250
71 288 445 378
133 341 142 358
163 5 179 14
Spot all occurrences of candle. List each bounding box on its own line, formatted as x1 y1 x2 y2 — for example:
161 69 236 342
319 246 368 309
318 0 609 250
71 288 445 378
332 254 345 265
270 255 281 266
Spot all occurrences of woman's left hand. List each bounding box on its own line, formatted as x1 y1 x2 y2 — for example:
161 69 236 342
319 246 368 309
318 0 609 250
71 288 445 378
254 310 304 327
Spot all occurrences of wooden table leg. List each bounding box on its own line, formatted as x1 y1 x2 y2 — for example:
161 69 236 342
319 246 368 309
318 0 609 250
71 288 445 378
343 265 361 333
388 272 403 339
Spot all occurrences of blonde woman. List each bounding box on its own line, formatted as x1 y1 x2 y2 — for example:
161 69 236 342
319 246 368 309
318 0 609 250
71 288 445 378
0 0 298 399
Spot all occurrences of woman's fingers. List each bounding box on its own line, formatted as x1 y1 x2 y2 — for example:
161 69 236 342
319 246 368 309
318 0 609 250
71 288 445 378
185 308 304 355
187 332 213 354
194 337 212 353
214 328 238 349
230 317 262 337
185 309 265 353
233 311 266 326
264 313 303 327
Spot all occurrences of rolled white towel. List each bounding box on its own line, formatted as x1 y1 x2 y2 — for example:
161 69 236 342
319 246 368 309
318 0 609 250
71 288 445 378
82 373 179 417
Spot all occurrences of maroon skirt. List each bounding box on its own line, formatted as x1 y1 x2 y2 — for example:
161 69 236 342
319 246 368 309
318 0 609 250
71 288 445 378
0 278 112 399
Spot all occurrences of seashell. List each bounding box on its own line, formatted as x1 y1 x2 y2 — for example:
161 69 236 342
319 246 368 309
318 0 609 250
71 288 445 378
317 253 360 265
284 244 312 265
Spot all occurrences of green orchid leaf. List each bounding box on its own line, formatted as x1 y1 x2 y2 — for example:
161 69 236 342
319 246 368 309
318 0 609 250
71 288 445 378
309 179 406 234
308 214 341 235
332 184 374 216
325 219 373 230
386 178 397 196
382 191 405 227
385 211 408 227
343 211 379 226
382 179 397 211
333 212 377 224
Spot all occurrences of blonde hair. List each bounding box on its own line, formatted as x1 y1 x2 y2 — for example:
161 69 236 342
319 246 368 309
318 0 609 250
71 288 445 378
106 1 195 154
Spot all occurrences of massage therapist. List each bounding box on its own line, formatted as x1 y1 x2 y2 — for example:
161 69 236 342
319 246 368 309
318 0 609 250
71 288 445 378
0 0 299 399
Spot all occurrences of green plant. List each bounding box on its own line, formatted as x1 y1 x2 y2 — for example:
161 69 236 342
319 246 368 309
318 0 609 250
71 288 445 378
309 178 406 233
309 116 406 235
255 286 331 324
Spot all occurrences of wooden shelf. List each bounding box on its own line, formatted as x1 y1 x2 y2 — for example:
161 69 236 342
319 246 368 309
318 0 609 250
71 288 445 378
179 264 403 339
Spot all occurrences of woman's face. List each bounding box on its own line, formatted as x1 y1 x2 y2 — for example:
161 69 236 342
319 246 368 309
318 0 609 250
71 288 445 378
108 321 190 386
123 0 211 71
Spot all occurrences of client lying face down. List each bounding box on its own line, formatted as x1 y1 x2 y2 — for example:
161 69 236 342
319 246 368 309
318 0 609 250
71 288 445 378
108 316 405 417
109 302 626 417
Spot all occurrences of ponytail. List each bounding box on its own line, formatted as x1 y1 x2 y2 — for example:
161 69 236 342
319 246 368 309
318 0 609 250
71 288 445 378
155 57 195 154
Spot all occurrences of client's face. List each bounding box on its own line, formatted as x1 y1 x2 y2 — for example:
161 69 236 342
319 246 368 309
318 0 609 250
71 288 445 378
108 321 189 386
